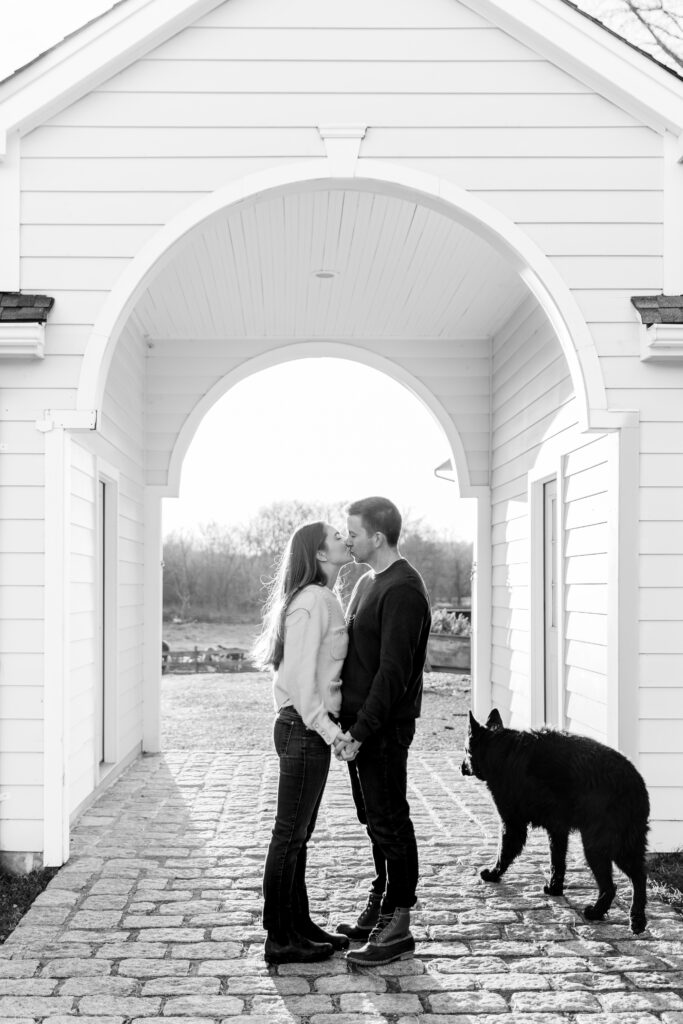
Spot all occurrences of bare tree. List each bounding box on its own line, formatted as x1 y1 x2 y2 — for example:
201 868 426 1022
578 0 683 70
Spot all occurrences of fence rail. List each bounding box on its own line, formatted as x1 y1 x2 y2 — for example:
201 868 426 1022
162 646 256 674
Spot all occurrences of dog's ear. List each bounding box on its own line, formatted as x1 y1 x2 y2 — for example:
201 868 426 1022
468 711 482 735
486 708 504 731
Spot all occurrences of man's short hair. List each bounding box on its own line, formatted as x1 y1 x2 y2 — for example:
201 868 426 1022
346 496 402 547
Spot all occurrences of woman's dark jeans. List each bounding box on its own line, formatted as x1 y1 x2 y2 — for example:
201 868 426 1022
346 722 418 913
262 707 331 935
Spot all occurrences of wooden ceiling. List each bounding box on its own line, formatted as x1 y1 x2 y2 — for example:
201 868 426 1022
131 186 527 342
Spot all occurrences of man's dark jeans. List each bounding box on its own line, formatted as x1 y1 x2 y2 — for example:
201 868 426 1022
346 721 418 913
262 707 331 935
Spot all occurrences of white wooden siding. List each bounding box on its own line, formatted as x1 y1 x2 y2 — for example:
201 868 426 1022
68 441 97 814
491 295 614 743
563 435 611 741
100 324 146 763
638 403 683 849
0 417 45 854
491 296 576 725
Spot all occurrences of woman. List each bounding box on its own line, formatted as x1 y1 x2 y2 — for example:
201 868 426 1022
254 521 352 965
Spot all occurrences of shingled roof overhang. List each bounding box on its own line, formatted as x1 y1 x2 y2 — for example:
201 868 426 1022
632 295 683 361
631 295 683 325
0 291 54 323
1 0 683 158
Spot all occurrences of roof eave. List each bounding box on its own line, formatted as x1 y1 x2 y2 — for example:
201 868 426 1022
457 0 683 137
0 0 226 158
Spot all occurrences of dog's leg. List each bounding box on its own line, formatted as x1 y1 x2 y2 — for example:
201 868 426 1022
481 819 527 882
615 853 647 934
581 839 616 921
544 828 569 896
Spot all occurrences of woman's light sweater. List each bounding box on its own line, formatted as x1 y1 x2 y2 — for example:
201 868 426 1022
273 583 348 745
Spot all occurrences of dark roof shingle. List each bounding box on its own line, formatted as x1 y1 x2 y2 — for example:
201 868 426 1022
631 294 683 325
0 291 55 322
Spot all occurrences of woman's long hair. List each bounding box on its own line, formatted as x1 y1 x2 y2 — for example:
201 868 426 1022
252 521 328 670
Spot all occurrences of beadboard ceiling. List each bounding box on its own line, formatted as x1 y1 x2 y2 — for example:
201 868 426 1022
130 187 527 341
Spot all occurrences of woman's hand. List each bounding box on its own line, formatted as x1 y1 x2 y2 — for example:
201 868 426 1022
333 731 361 761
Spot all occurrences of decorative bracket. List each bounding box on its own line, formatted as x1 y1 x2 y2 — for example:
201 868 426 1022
317 125 367 177
36 409 97 433
0 322 45 358
631 295 683 361
639 323 683 362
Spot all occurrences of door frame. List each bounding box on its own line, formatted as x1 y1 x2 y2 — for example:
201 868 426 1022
529 456 565 729
95 459 120 779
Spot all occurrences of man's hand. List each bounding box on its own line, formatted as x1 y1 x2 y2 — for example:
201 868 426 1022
333 731 362 761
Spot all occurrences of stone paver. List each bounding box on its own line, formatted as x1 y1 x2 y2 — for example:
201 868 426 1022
1 750 682 1021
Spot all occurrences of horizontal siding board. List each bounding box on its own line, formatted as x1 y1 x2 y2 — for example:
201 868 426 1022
565 665 608 700
639 688 683 718
47 92 639 129
564 494 607 530
485 190 663 223
565 639 607 675
0 487 44 520
565 584 608 614
0 686 43 720
639 654 683 687
25 123 660 158
639 720 683 753
640 588 683 620
0 821 43 851
0 753 43 787
641 622 683 654
0 587 43 619
564 523 609 558
103 59 590 95
143 27 552 62
565 610 607 645
0 652 45 686
640 754 683 788
21 190 206 225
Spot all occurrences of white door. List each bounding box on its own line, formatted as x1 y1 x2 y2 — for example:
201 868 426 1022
543 478 559 726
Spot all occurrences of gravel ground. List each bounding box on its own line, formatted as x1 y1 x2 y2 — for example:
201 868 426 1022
161 669 470 754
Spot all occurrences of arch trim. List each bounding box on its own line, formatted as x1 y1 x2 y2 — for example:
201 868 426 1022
78 158 607 431
163 341 473 499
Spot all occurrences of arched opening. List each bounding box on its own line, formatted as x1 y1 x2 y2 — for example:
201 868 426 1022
83 167 611 758
159 356 476 753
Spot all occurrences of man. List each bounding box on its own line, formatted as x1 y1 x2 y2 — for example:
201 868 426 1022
334 496 431 966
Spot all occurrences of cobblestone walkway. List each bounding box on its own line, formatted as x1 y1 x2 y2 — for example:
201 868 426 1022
2 751 682 1023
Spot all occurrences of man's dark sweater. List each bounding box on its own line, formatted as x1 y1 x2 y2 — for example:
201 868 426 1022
340 558 431 743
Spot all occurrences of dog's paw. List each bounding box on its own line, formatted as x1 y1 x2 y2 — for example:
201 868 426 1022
630 913 647 935
583 903 606 921
544 881 564 896
480 867 501 883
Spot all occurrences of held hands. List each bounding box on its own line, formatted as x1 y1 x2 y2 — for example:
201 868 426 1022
333 730 361 762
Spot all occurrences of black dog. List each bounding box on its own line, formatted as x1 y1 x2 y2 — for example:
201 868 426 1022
461 709 649 933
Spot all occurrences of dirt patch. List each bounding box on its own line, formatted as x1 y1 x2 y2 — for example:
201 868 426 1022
161 667 469 754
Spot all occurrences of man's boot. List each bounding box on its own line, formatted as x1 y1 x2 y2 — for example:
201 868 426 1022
336 891 383 941
345 907 415 966
294 917 349 951
263 930 334 965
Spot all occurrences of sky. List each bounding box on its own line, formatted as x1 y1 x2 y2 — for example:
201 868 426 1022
161 358 474 540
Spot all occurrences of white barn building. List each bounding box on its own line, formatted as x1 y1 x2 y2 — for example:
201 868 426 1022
1 0 682 868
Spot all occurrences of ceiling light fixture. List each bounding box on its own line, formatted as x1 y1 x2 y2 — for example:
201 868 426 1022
313 269 338 279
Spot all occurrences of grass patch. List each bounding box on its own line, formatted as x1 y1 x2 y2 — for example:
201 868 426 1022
0 867 60 944
647 850 683 914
